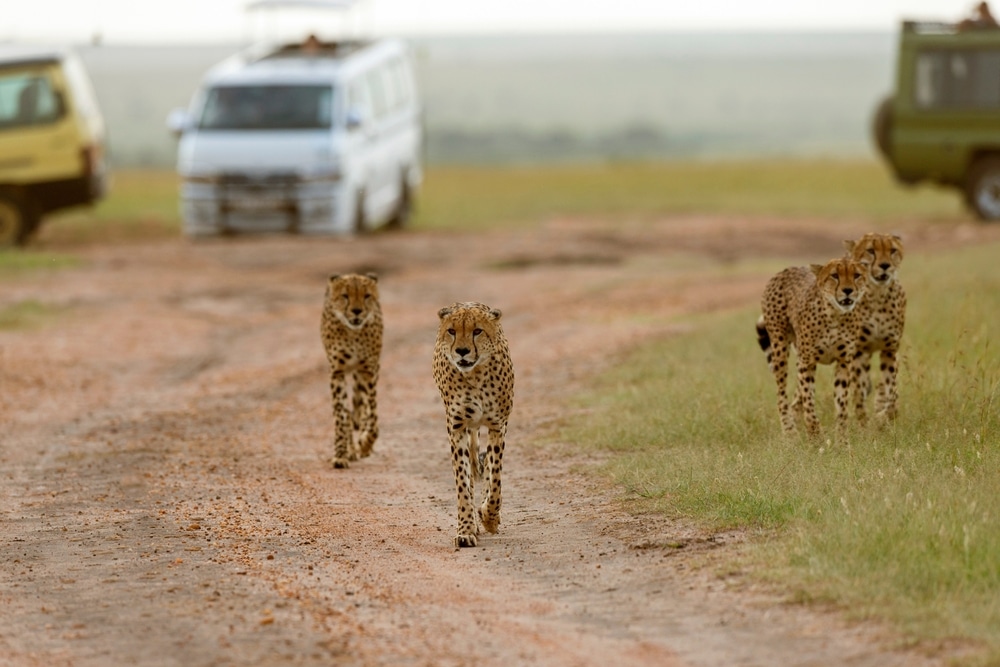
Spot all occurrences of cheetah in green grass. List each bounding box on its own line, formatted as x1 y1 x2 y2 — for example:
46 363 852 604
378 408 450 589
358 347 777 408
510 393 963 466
756 257 867 437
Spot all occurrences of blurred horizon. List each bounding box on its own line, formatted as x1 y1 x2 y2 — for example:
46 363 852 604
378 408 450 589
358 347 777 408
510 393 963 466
63 30 896 167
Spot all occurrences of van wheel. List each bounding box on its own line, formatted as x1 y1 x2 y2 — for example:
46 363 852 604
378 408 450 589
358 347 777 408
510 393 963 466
966 158 1000 221
0 192 31 248
352 191 367 234
386 180 412 230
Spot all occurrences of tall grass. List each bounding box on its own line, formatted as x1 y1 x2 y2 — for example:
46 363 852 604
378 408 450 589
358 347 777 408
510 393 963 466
25 159 966 250
563 243 1000 663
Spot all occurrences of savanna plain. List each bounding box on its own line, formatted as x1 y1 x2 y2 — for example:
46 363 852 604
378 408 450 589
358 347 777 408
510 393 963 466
2 160 999 666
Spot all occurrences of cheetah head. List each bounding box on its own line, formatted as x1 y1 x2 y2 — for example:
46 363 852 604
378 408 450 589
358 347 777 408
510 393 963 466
325 273 379 330
844 233 903 287
437 302 503 373
811 258 866 313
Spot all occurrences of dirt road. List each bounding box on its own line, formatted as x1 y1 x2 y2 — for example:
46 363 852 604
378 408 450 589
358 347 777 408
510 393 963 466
1 216 983 666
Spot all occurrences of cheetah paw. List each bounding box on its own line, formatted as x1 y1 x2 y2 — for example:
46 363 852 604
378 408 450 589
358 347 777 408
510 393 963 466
454 533 478 548
332 457 351 469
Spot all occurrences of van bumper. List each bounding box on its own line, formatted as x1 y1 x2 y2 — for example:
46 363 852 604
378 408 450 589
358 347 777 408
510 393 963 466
180 173 352 236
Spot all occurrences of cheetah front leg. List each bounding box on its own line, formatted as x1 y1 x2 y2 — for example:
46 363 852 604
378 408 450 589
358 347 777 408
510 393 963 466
353 367 379 458
875 346 900 422
834 357 854 436
479 424 505 535
448 424 479 548
852 350 872 424
797 360 821 437
329 370 355 469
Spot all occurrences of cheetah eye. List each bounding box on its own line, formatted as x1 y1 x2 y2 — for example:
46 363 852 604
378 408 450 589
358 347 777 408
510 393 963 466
866 248 876 255
473 328 483 336
447 328 456 336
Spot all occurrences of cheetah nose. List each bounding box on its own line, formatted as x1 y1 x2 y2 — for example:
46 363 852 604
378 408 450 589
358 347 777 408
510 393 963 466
455 347 470 357
879 262 891 270
351 308 362 315
842 288 853 296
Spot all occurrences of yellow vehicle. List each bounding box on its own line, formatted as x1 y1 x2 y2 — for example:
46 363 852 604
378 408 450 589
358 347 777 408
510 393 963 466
0 46 108 246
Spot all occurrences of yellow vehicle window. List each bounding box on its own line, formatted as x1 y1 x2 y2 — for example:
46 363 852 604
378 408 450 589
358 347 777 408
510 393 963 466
0 71 64 131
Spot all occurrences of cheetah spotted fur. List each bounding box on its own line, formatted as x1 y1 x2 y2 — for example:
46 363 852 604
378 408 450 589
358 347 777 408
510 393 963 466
756 257 867 436
844 233 906 423
320 273 383 469
433 302 514 548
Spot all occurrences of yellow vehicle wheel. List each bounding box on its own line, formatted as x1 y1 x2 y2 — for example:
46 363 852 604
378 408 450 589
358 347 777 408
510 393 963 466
0 195 28 248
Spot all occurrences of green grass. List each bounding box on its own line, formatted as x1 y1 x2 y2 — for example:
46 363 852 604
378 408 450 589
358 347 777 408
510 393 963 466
39 169 183 245
0 299 67 330
28 159 968 247
415 159 967 230
0 250 79 274
562 243 1000 664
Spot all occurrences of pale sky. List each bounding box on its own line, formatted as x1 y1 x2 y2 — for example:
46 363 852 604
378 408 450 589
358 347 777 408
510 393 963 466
0 0 986 44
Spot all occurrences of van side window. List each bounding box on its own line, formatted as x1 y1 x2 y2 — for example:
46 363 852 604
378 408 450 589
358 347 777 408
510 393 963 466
387 58 413 109
348 79 371 125
0 71 63 130
365 69 388 120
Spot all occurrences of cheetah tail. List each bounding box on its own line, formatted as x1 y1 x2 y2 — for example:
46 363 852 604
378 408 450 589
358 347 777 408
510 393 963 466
755 316 771 353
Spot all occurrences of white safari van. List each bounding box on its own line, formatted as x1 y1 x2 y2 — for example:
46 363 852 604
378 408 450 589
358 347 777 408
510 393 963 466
0 46 108 246
169 35 422 236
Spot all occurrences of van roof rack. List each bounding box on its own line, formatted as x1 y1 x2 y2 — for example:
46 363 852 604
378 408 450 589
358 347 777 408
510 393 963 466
259 37 367 60
902 20 959 34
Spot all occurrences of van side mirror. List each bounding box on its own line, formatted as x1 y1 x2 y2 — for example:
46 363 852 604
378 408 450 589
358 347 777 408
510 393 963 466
346 108 365 131
167 108 192 137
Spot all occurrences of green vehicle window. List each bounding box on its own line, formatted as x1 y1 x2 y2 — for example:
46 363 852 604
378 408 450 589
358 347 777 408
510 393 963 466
915 49 1000 109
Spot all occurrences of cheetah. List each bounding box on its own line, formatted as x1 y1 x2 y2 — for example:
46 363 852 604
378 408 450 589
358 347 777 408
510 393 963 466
320 273 383 469
433 302 514 548
756 257 867 436
844 233 906 422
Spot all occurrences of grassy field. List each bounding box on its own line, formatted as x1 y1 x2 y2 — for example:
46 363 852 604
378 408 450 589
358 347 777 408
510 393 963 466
3 158 967 259
562 244 1000 665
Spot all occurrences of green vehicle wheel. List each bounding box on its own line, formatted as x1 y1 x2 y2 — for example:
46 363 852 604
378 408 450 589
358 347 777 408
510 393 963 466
966 158 1000 221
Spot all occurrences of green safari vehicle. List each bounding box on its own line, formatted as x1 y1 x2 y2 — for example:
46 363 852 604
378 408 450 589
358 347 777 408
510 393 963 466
875 20 1000 220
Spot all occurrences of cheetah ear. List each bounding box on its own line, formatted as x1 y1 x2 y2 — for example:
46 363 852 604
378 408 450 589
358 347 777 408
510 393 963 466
327 273 340 281
809 263 825 277
438 306 454 319
488 308 502 321
842 239 856 254
365 272 378 282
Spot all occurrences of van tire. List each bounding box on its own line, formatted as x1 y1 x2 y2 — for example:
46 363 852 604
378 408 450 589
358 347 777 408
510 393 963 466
966 157 1000 221
0 191 33 247
872 96 894 160
386 179 412 230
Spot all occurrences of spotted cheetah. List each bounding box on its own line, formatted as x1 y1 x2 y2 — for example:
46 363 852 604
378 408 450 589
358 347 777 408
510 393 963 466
320 273 383 469
433 302 514 548
756 257 867 436
844 233 906 422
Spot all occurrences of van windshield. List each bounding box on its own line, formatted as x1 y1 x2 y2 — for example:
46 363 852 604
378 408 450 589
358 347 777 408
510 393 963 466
198 84 333 130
